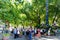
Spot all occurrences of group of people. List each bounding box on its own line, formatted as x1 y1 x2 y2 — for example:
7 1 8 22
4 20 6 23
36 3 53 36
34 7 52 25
11 27 20 38
10 27 51 40
2 26 59 40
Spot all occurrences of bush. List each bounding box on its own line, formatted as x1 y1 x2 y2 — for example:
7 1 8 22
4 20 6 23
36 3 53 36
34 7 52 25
3 33 10 37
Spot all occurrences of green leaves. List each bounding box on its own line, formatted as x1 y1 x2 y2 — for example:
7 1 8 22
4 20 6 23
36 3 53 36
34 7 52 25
0 0 60 27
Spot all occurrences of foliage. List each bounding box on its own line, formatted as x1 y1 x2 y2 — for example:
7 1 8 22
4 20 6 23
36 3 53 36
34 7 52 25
0 0 60 28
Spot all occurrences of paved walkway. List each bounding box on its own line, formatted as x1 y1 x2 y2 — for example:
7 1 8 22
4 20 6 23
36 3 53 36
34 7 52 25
33 36 60 40
9 36 60 40
9 36 26 40
0 33 60 40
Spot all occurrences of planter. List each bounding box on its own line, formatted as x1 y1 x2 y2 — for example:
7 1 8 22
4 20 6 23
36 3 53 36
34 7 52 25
2 33 10 40
2 37 8 40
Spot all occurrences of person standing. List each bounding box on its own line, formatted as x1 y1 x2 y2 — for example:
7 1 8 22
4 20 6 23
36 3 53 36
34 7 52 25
48 28 51 36
29 28 32 40
13 27 18 38
36 29 41 38
26 30 29 40
17 29 20 38
34 28 36 36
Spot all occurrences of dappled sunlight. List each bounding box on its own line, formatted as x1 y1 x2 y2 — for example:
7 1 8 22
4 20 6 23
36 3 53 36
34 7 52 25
26 0 32 3
19 14 27 20
49 2 55 5
17 4 23 9
56 23 59 26
49 20 52 25
10 0 15 4
40 14 44 18
41 21 44 24
23 0 32 5
55 17 57 20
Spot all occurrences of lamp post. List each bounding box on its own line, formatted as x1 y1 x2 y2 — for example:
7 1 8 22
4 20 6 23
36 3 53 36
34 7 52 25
46 0 49 26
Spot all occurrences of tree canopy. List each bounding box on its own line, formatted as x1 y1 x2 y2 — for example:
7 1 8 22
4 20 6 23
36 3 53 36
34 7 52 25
0 0 60 28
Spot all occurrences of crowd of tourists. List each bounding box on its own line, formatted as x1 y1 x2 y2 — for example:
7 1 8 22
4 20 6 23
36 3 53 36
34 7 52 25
8 27 53 40
2 26 59 40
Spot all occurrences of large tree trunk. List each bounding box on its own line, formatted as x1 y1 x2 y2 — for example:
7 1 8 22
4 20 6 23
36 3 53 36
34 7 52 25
30 21 33 29
22 21 24 29
5 20 10 28
33 8 41 28
35 13 41 28
17 24 18 27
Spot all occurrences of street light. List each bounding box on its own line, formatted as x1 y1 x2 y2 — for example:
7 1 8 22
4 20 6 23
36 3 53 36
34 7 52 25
46 0 49 26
